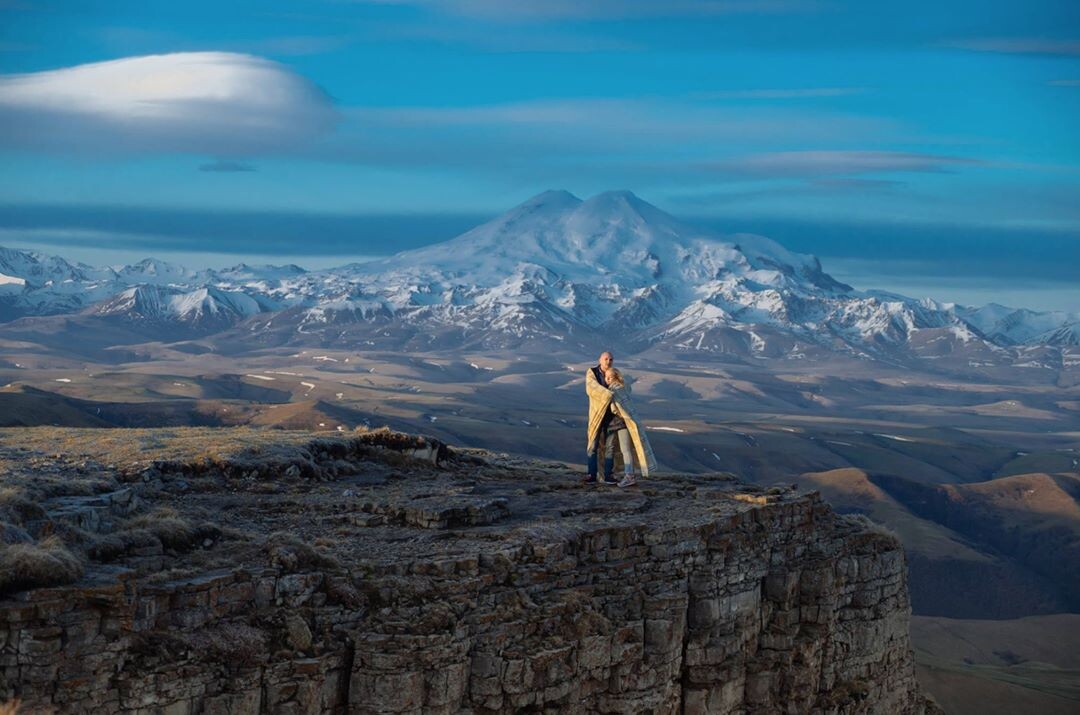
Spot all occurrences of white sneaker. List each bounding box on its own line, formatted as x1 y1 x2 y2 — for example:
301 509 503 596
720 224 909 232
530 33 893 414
617 475 637 488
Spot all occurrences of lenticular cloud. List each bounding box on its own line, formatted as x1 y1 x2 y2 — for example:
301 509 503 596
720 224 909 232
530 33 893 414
0 52 338 156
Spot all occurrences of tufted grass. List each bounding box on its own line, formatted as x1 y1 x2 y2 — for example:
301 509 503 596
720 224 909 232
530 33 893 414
0 535 83 595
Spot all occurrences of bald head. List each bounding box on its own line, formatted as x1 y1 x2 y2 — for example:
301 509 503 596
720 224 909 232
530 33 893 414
598 352 613 370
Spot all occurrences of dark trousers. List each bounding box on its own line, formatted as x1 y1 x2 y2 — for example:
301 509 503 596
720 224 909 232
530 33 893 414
587 432 615 478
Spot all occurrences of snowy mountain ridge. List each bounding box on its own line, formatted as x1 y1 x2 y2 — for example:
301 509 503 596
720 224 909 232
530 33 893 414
0 191 1076 365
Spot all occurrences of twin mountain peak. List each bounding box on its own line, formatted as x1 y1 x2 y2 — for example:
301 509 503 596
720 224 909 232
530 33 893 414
0 191 1076 359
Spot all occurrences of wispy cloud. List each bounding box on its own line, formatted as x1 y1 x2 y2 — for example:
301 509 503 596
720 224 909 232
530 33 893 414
198 160 256 173
707 150 982 177
945 37 1080 57
363 0 824 22
808 177 905 189
0 52 338 157
1049 79 1080 86
340 97 892 143
0 203 489 257
693 87 866 100
367 20 642 52
242 35 356 56
295 99 900 186
667 176 907 207
93 26 187 52
92 26 355 58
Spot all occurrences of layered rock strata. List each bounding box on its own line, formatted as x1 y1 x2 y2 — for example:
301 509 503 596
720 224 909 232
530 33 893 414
0 433 936 714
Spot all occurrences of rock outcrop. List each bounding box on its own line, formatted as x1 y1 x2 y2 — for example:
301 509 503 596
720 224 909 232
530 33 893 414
0 430 938 714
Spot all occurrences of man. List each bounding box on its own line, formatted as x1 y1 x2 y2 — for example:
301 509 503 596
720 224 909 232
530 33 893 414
582 351 617 484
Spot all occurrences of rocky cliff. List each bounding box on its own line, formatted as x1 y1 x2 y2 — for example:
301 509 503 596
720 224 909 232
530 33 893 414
0 427 938 714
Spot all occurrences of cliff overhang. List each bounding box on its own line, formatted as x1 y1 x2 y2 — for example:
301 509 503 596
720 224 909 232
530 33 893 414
0 427 938 713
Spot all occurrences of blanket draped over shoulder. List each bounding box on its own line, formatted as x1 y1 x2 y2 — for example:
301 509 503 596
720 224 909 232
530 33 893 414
610 383 658 477
585 368 658 478
585 367 612 452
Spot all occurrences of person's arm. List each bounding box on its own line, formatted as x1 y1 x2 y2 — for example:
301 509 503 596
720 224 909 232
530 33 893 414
609 387 625 416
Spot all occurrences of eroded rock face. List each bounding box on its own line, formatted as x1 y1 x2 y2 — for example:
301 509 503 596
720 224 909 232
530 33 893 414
0 443 936 714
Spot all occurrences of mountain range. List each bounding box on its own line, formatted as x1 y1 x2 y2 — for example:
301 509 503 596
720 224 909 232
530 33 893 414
1 190 1076 368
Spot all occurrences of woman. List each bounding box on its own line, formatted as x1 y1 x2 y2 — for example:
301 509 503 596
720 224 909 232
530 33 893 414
602 366 657 487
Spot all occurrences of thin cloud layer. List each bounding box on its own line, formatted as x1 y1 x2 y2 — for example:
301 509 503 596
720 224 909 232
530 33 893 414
694 87 866 99
199 160 257 173
946 37 1080 56
710 150 982 177
367 0 821 21
325 99 897 173
0 52 338 157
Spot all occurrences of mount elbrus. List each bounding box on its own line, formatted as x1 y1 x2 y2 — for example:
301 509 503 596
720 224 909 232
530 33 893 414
0 191 1076 363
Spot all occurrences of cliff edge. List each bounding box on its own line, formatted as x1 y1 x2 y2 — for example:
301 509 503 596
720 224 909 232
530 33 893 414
0 427 940 714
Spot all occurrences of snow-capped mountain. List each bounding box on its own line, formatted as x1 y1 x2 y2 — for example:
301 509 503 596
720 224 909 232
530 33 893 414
0 191 1076 364
0 246 107 288
344 190 851 341
90 284 264 328
115 258 189 283
949 302 1080 346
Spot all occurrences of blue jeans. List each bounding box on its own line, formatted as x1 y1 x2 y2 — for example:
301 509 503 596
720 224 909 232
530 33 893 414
588 429 632 477
606 429 634 475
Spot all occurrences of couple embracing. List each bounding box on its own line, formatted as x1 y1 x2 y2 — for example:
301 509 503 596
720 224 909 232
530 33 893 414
581 351 657 487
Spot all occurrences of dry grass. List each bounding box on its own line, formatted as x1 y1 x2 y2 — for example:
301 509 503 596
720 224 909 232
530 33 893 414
0 426 326 474
0 470 117 505
0 521 32 545
264 531 341 573
129 507 219 551
0 535 83 595
0 426 453 487
85 528 159 561
130 507 197 549
0 487 45 525
844 512 901 541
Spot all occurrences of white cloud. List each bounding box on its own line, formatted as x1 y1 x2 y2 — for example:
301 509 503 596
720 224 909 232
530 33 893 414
709 150 982 177
0 52 338 156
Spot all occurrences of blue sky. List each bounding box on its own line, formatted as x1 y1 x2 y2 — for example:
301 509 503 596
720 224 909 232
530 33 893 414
0 0 1078 310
